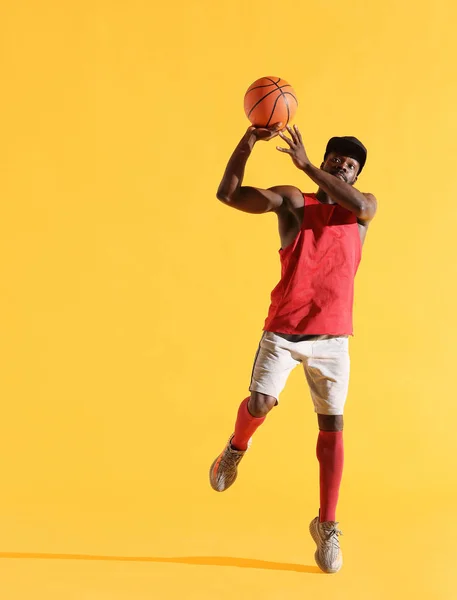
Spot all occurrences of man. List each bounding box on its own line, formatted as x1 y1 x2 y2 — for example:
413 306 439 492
210 122 377 574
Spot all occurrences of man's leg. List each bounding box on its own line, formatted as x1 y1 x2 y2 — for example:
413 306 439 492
209 332 298 492
209 392 277 492
316 414 344 523
231 392 277 451
304 337 350 573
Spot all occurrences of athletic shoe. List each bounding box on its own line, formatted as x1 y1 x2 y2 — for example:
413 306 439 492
209 435 249 492
309 515 343 573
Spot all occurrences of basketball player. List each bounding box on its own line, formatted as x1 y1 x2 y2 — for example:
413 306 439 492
210 123 377 574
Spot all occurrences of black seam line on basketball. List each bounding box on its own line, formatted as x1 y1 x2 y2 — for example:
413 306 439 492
271 80 292 115
247 86 291 118
283 92 298 104
246 80 280 94
264 78 292 126
265 77 282 89
267 78 296 124
281 94 290 127
265 78 294 96
246 77 280 93
265 93 282 128
245 83 292 97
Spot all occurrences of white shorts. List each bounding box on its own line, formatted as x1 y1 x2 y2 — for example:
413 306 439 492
249 331 350 416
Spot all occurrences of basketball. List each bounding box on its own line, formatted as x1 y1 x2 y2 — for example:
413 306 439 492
244 77 298 129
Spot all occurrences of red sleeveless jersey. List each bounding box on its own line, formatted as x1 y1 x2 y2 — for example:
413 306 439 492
264 193 362 335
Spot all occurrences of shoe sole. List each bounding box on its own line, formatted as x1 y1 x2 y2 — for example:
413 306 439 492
309 518 342 574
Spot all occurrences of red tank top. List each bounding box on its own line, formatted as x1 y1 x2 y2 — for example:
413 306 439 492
264 193 362 335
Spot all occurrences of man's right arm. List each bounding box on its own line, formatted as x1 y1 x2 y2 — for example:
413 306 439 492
217 126 300 214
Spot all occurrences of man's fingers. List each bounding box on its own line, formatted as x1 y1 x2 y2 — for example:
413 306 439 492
286 125 298 144
276 146 293 154
294 124 303 143
278 132 294 147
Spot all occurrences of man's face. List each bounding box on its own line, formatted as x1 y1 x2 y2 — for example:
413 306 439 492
321 151 360 185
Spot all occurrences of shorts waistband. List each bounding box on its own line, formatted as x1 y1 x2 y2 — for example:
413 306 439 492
271 332 348 343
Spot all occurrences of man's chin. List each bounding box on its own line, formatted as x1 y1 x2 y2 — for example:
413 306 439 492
334 173 347 182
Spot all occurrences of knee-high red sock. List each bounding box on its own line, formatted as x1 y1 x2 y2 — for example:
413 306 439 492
316 430 344 523
231 397 266 451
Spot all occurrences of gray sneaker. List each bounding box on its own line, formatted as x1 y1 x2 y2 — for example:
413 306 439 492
209 435 249 492
309 515 343 573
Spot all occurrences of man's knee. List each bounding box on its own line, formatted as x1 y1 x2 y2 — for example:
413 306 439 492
248 392 278 418
318 414 344 431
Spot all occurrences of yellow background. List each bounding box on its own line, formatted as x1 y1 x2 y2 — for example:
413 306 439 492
1 0 456 598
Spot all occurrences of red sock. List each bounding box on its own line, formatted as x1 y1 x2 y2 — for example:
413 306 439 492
316 430 344 523
231 397 266 451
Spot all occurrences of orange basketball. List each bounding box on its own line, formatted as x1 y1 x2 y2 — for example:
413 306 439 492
244 76 298 129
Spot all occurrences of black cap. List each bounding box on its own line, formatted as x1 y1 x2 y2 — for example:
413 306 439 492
324 136 367 173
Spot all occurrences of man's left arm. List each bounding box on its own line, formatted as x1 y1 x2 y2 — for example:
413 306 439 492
277 125 377 222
